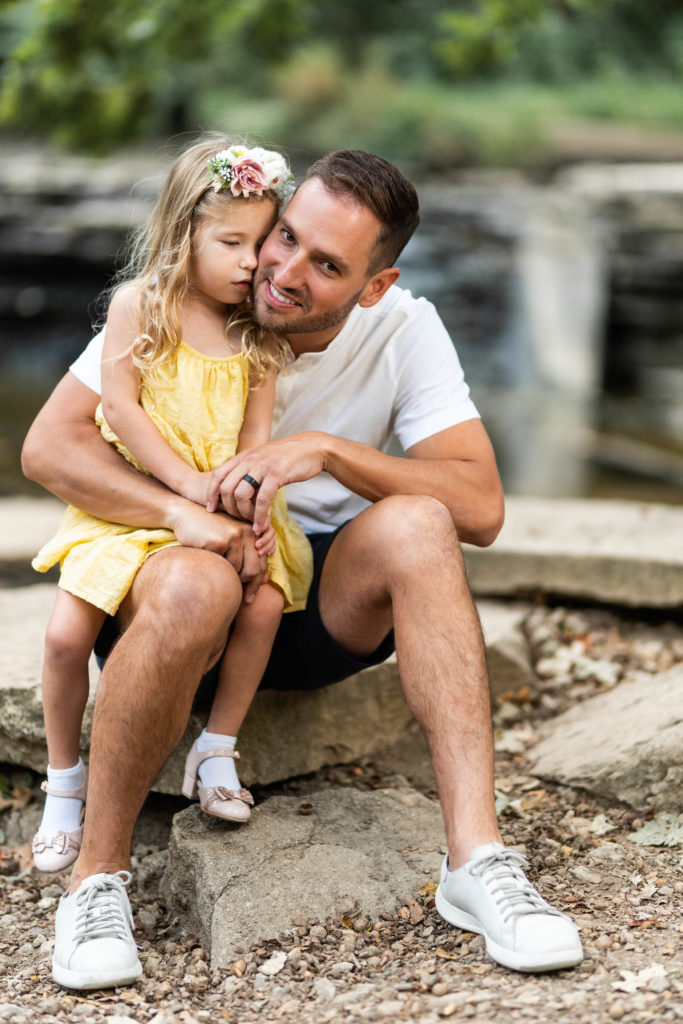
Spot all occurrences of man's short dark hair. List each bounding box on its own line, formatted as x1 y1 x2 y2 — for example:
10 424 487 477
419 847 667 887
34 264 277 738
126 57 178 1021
303 150 420 274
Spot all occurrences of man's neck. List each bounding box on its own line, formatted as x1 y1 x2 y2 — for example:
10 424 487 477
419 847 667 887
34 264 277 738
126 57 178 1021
285 322 348 358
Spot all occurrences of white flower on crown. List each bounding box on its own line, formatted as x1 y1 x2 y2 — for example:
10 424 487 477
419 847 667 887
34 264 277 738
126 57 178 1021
207 145 295 202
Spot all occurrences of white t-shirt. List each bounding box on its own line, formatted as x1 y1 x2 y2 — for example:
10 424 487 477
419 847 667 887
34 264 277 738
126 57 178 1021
69 285 479 534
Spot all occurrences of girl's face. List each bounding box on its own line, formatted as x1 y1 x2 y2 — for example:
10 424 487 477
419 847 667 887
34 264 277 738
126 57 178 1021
189 197 277 309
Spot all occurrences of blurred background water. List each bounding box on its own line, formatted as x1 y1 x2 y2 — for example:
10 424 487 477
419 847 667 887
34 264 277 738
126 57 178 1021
1 0 682 503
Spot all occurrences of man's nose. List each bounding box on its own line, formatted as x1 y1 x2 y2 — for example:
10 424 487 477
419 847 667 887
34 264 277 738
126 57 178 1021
272 249 305 290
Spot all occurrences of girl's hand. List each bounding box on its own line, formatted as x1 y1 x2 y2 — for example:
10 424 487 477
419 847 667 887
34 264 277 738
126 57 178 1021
179 470 213 509
254 517 276 557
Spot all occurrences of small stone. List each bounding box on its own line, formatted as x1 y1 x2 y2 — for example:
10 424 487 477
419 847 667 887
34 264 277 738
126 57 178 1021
260 950 287 977
376 1000 405 1017
136 908 157 933
571 865 602 884
310 925 327 941
285 947 302 966
313 978 336 1002
330 961 354 977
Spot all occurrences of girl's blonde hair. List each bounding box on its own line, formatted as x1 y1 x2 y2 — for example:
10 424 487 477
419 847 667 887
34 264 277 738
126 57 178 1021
117 134 291 386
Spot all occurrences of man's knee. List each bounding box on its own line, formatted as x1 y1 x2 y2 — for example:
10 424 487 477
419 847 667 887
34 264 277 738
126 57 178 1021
365 494 459 563
126 550 242 645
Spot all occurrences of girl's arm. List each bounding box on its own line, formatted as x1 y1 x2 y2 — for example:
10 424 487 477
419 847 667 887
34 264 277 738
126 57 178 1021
101 288 208 506
237 366 277 451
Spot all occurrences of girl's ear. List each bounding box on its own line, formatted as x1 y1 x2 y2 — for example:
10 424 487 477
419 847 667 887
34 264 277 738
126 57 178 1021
358 267 401 308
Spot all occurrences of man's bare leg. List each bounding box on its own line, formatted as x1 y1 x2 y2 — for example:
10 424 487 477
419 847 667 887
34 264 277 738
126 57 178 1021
318 495 500 870
71 546 243 889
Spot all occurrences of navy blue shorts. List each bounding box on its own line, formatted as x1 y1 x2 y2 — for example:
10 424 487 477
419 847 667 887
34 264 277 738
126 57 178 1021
95 522 395 707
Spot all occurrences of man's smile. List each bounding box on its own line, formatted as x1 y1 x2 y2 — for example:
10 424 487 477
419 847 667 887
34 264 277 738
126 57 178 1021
264 278 300 308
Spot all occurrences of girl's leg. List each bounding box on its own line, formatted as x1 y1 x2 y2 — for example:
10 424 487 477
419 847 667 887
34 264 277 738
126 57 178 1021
195 582 284 793
42 589 106 769
38 590 105 842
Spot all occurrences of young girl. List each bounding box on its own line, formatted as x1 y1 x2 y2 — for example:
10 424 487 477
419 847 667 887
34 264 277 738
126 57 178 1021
30 137 313 872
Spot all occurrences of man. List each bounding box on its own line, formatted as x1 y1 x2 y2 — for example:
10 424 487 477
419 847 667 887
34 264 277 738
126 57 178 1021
23 150 582 988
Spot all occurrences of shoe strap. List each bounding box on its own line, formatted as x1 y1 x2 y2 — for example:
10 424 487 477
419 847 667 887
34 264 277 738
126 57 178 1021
41 778 87 801
193 748 239 767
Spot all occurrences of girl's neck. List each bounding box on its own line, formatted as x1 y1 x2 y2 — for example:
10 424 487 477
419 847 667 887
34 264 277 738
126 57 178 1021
179 296 240 358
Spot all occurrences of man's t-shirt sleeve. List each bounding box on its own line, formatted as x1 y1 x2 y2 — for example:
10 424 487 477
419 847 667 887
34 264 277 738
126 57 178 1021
391 301 479 451
69 329 105 395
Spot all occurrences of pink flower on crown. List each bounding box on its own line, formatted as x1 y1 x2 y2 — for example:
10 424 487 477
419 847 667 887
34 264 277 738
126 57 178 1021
230 159 268 198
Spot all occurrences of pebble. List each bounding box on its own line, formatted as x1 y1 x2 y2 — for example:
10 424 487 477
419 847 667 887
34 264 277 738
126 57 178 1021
375 1000 405 1017
260 950 287 976
313 978 336 1002
330 961 355 977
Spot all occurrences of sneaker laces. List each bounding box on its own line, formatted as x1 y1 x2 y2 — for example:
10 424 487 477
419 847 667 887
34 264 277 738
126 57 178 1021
72 871 135 947
469 849 562 925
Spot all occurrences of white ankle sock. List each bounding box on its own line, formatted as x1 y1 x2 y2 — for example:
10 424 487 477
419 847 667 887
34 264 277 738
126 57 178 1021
196 730 242 792
40 759 85 836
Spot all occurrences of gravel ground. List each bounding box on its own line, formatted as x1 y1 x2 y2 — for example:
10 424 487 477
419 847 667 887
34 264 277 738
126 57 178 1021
1 602 681 1024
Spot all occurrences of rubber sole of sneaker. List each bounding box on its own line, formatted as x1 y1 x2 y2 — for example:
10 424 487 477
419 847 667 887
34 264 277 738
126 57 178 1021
434 886 583 973
52 959 143 991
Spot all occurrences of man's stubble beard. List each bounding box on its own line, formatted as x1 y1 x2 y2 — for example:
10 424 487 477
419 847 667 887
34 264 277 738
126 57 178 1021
253 279 363 337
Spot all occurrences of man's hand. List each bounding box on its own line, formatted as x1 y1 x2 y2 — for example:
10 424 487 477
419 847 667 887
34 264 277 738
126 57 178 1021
206 434 327 532
169 505 268 602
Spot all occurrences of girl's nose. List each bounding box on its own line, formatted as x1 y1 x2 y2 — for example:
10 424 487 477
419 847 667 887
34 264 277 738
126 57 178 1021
240 248 258 270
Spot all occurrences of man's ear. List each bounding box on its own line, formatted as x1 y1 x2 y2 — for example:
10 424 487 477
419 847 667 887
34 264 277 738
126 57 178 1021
358 267 401 308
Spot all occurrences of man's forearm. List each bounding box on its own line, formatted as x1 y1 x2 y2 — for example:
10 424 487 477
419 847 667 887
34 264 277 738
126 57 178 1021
22 373 186 530
318 431 503 546
24 419 187 528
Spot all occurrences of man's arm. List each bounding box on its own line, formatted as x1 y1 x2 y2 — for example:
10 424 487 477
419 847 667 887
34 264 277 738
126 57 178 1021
23 371 185 527
212 418 504 548
22 372 268 595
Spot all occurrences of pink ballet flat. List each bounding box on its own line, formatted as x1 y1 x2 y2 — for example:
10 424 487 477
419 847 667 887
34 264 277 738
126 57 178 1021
32 770 88 873
182 742 254 824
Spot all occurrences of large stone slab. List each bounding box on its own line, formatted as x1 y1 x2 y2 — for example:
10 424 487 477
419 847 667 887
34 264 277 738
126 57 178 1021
529 663 683 811
162 788 444 964
464 496 683 607
478 599 533 697
0 582 416 789
0 581 530 790
4 495 682 607
0 584 96 768
0 497 63 569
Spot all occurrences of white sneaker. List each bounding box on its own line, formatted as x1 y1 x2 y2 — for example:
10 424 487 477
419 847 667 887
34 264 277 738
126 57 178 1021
52 871 143 990
435 843 583 972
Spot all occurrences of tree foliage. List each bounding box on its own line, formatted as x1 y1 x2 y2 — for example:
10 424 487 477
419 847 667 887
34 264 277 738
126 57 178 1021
0 0 681 152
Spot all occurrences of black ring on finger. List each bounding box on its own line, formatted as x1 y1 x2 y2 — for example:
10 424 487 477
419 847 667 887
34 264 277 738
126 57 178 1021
241 473 261 492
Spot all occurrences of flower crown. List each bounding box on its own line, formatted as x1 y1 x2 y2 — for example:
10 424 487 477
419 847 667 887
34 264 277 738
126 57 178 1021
207 145 295 203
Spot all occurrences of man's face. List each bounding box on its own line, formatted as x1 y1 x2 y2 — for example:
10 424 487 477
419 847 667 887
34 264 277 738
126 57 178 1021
253 178 384 346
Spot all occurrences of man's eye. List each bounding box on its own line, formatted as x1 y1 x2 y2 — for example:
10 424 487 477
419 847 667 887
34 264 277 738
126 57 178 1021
321 261 338 274
281 229 295 243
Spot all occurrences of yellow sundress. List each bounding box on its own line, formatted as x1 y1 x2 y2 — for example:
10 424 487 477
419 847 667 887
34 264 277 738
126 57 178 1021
32 341 313 616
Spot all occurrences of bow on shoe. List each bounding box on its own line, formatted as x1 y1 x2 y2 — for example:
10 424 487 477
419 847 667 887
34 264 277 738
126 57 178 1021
32 831 79 855
212 786 255 806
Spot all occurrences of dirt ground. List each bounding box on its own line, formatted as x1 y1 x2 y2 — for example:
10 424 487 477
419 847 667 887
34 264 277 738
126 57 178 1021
1 602 681 1024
